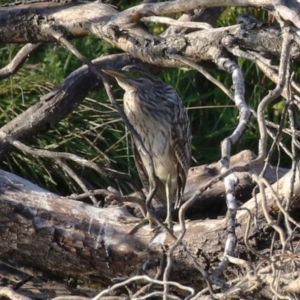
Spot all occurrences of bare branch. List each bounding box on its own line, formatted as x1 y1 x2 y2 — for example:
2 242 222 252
108 0 273 25
0 43 42 80
0 131 141 192
171 54 234 101
141 16 212 30
57 158 98 205
93 275 195 300
0 287 32 300
251 25 293 167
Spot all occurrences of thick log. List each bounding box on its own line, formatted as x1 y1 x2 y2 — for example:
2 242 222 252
0 150 298 296
119 150 289 219
1 1 300 64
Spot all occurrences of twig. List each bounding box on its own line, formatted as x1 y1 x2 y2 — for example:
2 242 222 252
251 174 286 246
283 80 297 251
252 175 300 232
0 43 42 80
225 254 254 275
266 127 293 159
67 189 113 200
239 207 270 262
287 103 298 212
92 275 195 300
67 188 147 217
265 119 300 137
171 54 234 101
52 297 90 300
132 291 180 300
132 253 166 298
12 276 34 291
260 99 292 177
57 158 98 205
0 131 140 191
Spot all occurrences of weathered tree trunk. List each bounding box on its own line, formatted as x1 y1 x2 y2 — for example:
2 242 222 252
0 150 297 295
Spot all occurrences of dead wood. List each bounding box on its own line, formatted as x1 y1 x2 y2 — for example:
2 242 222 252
183 150 289 218
1 1 300 65
0 149 297 297
1 1 300 299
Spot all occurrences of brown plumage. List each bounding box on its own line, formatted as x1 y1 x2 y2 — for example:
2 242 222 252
102 65 191 216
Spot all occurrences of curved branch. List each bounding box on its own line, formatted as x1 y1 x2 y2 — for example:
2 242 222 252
0 43 42 80
251 25 293 167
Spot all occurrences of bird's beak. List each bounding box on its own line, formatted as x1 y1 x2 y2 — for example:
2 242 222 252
102 69 127 79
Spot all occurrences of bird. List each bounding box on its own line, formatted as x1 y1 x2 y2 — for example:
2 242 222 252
102 65 191 228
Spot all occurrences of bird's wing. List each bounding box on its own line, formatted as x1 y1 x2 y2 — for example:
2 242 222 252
171 96 191 208
132 138 150 192
132 138 167 204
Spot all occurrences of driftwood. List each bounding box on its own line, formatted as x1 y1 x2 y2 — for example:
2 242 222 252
0 150 298 299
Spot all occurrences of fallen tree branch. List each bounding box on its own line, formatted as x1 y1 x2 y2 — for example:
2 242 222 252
0 152 298 298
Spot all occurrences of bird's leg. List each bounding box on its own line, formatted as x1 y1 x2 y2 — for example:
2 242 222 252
146 179 156 229
165 173 173 232
128 210 155 235
129 181 156 235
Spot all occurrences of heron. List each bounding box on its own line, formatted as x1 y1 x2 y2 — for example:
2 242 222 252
102 65 191 229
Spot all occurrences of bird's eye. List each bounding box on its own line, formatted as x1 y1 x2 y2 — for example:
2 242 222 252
132 72 140 78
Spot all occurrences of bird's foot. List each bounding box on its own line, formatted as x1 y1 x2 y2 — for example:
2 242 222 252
150 218 177 234
128 212 156 235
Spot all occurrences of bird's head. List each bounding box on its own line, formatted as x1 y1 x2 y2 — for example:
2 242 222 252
102 65 157 91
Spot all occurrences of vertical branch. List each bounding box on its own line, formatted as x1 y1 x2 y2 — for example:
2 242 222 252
285 101 298 243
286 78 299 213
212 56 252 278
170 53 251 288
260 100 291 177
251 25 293 168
